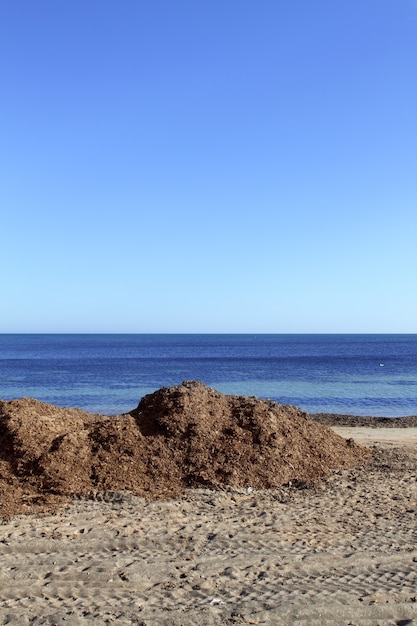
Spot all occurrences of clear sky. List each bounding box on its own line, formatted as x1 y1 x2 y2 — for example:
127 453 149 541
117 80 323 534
1 1 416 333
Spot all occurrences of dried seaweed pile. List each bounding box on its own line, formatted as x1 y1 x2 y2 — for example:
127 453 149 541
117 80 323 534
0 381 370 516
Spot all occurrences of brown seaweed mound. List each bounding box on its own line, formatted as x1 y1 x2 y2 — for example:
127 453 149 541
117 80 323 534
0 381 370 516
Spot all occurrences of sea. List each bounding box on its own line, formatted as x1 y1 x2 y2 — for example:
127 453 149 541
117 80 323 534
0 334 416 418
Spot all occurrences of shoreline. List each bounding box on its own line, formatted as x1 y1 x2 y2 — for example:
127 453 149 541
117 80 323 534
309 412 417 427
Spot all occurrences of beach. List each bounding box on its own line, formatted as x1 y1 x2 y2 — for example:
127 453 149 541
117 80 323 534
1 422 416 626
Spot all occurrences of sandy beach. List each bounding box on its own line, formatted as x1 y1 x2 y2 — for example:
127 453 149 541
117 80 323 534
1 422 416 626
332 426 417 446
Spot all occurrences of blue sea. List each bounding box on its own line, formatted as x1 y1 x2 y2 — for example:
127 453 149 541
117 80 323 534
0 334 416 418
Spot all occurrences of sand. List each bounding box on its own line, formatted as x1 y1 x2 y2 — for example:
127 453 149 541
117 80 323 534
1 425 416 625
331 426 417 446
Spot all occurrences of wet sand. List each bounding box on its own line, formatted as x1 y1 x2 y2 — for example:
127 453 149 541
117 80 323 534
1 423 416 625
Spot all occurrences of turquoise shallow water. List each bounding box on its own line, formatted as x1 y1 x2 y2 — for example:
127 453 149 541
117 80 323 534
0 334 416 417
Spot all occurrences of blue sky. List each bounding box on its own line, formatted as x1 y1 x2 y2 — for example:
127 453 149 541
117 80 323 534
2 0 417 333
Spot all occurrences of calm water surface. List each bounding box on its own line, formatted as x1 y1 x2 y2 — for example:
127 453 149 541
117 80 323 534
0 334 416 417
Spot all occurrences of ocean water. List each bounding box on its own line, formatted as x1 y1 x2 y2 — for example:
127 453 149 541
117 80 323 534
0 334 416 417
